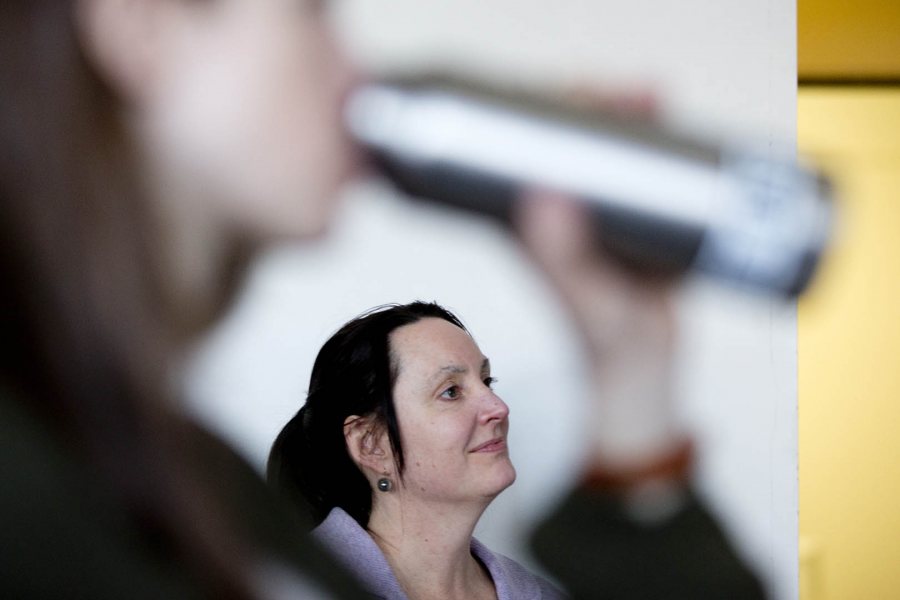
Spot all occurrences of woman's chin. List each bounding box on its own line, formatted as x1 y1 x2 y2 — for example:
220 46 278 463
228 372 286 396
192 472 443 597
486 463 517 497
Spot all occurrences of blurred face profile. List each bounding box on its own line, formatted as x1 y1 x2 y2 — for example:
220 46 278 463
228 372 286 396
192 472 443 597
134 0 357 241
388 318 516 504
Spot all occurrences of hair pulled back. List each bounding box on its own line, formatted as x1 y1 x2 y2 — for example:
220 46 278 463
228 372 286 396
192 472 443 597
266 301 466 527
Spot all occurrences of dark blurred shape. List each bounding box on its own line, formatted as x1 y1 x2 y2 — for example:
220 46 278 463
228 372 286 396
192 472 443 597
532 487 767 600
346 75 833 297
0 1 362 598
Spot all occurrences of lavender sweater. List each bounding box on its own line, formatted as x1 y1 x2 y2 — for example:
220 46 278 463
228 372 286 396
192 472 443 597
312 508 565 600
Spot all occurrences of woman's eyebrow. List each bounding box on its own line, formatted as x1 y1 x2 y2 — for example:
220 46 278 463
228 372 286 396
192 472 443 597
429 358 491 382
436 365 467 376
426 365 468 386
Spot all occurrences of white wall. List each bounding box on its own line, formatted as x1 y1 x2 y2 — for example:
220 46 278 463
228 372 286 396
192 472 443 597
186 1 797 598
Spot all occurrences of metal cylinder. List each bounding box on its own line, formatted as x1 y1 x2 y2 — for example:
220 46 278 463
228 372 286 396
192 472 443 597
345 77 833 297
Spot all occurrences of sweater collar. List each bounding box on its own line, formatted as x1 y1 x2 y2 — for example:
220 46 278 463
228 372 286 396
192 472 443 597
312 507 535 600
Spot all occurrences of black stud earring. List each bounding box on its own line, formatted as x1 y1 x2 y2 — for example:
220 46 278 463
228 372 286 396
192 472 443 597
377 477 392 492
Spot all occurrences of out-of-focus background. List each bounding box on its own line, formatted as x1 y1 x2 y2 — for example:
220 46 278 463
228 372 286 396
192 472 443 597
186 1 799 598
798 1 900 600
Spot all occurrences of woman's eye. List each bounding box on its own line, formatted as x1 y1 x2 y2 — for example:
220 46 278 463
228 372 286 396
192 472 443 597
440 385 460 400
483 377 497 389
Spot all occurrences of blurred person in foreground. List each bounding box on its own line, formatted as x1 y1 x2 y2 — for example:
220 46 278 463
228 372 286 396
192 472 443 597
1 0 363 598
0 1 764 599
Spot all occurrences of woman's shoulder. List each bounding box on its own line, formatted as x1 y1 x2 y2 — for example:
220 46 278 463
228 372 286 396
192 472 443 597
312 507 383 567
312 507 366 546
470 537 567 600
312 508 407 599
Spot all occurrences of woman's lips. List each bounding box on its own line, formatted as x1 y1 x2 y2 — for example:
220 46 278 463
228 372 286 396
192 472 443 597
471 438 506 453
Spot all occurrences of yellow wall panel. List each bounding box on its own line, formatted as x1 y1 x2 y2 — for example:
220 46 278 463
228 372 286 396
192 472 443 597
799 88 900 600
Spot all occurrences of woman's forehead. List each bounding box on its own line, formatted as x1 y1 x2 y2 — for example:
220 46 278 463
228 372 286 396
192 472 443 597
390 318 484 372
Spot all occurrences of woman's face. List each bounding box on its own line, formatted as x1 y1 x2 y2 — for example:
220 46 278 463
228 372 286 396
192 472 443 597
138 0 357 240
388 318 516 505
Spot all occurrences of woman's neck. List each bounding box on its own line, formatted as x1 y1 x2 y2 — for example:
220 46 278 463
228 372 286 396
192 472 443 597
366 499 497 600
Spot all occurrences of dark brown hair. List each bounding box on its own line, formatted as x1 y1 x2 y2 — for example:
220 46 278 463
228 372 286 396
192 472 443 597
267 301 467 527
0 2 252 597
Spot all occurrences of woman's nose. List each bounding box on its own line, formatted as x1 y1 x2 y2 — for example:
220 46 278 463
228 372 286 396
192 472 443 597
480 392 510 424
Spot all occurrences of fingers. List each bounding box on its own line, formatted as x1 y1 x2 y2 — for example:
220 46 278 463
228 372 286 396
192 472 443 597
514 189 595 290
564 84 660 121
514 189 677 359
514 191 622 333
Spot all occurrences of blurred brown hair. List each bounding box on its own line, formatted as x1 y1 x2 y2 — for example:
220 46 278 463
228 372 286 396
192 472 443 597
0 2 253 597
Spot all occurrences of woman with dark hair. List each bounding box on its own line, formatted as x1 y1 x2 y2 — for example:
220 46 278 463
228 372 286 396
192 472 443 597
268 301 563 600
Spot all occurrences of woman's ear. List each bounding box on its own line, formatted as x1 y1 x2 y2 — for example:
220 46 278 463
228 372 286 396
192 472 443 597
344 415 392 476
74 0 168 102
